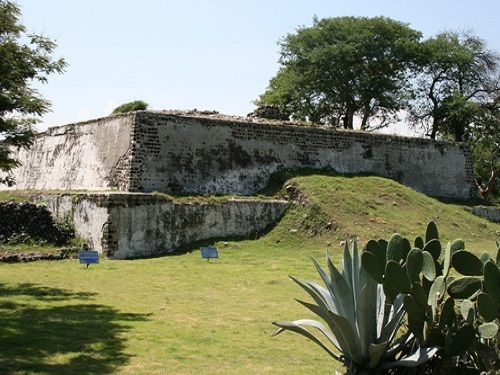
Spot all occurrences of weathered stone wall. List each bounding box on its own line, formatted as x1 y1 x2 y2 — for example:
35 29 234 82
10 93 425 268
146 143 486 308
465 206 500 223
31 193 288 259
3 114 134 191
131 112 475 200
32 194 109 251
105 196 287 259
2 111 476 200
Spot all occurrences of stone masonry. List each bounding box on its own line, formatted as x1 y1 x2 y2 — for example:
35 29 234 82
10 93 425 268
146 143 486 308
31 193 287 259
2 110 477 200
0 110 478 258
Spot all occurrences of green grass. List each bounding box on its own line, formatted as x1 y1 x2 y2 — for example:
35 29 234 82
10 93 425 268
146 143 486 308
0 175 499 374
0 189 281 205
0 238 83 254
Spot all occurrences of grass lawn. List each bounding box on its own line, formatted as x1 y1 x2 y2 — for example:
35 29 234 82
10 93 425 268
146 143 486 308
0 175 499 374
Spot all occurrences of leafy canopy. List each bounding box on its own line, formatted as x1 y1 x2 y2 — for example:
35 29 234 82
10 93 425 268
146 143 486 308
0 0 66 185
408 31 500 140
257 16 421 129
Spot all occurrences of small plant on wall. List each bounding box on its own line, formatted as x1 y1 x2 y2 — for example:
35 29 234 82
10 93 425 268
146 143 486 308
111 100 149 114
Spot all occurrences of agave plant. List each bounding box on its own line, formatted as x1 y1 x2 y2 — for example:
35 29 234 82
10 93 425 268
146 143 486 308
273 240 437 374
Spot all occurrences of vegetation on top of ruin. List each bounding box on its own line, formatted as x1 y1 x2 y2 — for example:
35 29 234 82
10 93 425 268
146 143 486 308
111 100 149 114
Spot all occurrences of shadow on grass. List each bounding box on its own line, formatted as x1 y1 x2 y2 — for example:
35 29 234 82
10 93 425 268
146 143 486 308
0 283 149 374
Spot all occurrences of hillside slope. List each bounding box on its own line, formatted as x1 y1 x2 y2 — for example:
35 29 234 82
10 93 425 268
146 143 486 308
251 174 499 255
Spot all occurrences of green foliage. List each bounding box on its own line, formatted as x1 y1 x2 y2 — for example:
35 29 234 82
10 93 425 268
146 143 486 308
273 240 437 373
0 1 66 185
257 16 421 129
361 222 500 373
452 250 484 276
469 100 500 200
408 31 499 141
111 100 149 114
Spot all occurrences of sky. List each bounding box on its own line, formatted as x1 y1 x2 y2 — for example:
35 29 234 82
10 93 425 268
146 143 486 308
17 0 500 133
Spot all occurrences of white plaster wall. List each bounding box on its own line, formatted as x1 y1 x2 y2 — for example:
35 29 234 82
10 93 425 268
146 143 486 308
1 114 134 191
109 199 288 259
31 194 109 252
28 193 287 259
1 111 475 201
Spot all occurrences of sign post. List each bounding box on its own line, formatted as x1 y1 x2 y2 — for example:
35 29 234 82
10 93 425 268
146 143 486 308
79 250 99 268
200 246 218 262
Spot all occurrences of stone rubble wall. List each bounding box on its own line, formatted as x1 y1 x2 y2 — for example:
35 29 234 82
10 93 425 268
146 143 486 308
129 112 476 200
1 110 476 200
0 201 72 244
30 193 288 259
465 206 500 223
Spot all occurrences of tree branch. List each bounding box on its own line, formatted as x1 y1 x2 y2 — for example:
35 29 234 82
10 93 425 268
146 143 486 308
475 168 500 197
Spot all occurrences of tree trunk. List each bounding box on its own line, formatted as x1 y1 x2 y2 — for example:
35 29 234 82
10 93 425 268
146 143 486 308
430 117 439 139
360 111 369 131
343 105 355 129
475 168 499 198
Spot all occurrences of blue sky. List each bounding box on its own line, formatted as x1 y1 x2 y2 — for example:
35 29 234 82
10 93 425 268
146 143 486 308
18 0 500 131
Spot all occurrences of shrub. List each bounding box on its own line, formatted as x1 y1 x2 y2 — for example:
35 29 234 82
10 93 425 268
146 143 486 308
273 239 436 374
111 100 148 114
361 222 499 373
0 202 74 245
276 223 499 373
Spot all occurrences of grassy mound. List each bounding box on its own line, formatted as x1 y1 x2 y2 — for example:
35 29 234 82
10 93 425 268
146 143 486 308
0 175 498 374
263 174 499 253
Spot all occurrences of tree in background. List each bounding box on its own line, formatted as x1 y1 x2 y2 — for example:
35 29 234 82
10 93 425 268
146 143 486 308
0 0 66 185
469 98 499 199
408 31 500 140
408 32 500 199
256 16 421 129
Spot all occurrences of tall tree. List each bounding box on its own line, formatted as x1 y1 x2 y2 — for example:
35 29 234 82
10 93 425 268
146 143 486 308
256 16 421 129
408 31 500 140
0 0 66 185
470 98 499 198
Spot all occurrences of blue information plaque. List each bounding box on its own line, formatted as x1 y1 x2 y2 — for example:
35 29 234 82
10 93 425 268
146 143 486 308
200 246 218 261
79 250 99 267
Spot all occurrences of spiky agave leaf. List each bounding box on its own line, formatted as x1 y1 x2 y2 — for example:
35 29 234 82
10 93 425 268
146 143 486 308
272 319 342 361
274 241 436 373
297 299 363 364
382 346 439 368
356 282 377 359
379 294 406 343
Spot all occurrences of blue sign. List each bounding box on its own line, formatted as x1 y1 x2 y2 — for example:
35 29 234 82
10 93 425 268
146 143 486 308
79 250 99 266
201 246 218 261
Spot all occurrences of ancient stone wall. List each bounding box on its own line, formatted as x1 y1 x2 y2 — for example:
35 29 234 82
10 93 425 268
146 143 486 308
3 114 134 191
2 111 476 200
32 193 287 259
465 206 500 223
131 112 475 200
32 194 109 251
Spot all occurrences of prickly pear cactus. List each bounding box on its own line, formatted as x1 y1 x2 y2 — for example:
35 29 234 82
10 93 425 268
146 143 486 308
361 222 457 346
361 222 500 373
